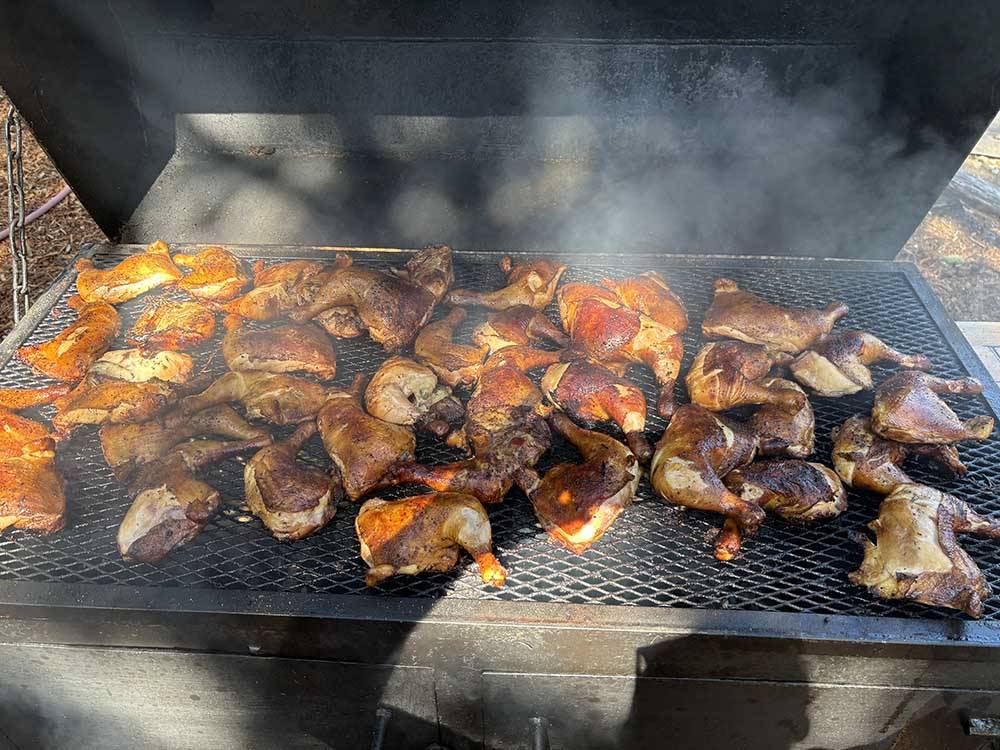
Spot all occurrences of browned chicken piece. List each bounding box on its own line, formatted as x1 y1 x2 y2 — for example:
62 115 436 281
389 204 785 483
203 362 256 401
702 278 849 353
128 299 217 353
223 258 341 321
831 414 966 495
312 306 367 339
100 405 269 481
364 356 465 437
414 307 488 387
317 376 416 501
871 372 994 444
520 413 640 553
0 385 71 410
356 491 506 587
74 240 183 304
791 330 932 397
650 404 761 561
601 271 688 334
749 378 815 458
172 246 249 301
685 341 802 412
724 459 847 524
558 282 683 417
471 305 569 353
245 422 340 541
540 360 652 462
51 376 183 436
17 297 120 382
288 244 453 352
118 435 272 563
181 371 330 425
0 409 65 534
849 484 1000 618
90 349 194 384
448 256 566 310
222 318 337 380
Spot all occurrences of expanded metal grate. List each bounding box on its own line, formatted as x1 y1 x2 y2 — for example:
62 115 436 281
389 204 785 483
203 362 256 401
0 246 998 621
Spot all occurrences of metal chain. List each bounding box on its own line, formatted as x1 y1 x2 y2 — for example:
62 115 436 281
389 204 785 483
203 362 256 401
4 98 29 321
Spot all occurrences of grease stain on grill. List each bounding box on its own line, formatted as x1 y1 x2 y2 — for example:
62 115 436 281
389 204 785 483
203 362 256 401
0 247 997 621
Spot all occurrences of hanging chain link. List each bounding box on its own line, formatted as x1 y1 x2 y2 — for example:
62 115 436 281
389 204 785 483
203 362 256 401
4 97 29 321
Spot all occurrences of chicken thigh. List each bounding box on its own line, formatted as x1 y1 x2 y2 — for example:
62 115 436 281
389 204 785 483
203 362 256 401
90 349 194 384
364 356 464 437
17 297 120 382
724 459 847 524
74 240 183 303
222 319 337 380
471 305 568 352
685 341 800 411
223 258 340 321
749 378 815 458
0 409 64 533
52 376 184 436
600 271 688 333
871 372 994 444
181 371 330 425
128 299 217 352
173 246 249 301
448 256 566 310
414 308 488 387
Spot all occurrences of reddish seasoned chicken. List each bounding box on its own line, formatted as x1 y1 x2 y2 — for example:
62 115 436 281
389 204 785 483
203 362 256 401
749 378 815 458
364 357 464 437
871 372 994 445
74 240 183 303
791 330 931 397
0 409 64 534
181 371 330 425
685 341 800 412
600 271 688 333
17 297 120 382
51 376 183 436
448 256 566 310
471 305 569 353
356 491 506 587
702 278 848 353
222 319 337 380
0 385 71 410
90 349 194 384
128 299 217 352
850 484 1000 618
173 246 249 301
414 308 488 387
724 459 846 524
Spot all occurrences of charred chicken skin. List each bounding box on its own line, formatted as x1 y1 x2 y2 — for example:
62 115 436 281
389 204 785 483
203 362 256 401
540 360 652 462
650 405 761 561
448 256 566 310
0 408 65 534
850 484 1000 618
702 278 849 353
749 378 815 458
74 240 182 303
871 372 994 445
181 371 330 425
724 459 847 524
90 349 194 384
128 299 217 353
245 421 340 541
222 318 337 380
685 341 801 412
472 305 569 353
364 356 464 437
173 246 249 301
414 307 488 387
521 413 640 553
791 330 932 397
356 491 506 587
17 297 120 382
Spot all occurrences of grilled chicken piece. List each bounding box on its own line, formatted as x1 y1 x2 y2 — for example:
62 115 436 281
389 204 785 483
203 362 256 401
702 278 849 353
173 246 249 301
222 319 337 380
74 240 183 303
118 435 271 563
357 491 506 587
0 385 71 410
312 306 366 339
600 271 688 333
100 405 268 481
540 360 652 462
685 341 800 412
414 307 488 387
471 305 569 353
521 413 640 553
448 256 566 310
245 422 340 541
128 299 217 352
17 297 120 382
749 378 815 458
650 404 760 560
51 376 182 435
871 372 994 444
831 415 966 495
181 371 330 425
317 377 416 501
223 258 340 321
724 459 846 524
364 356 464 437
558 282 683 417
850 484 1000 618
288 244 453 351
0 409 65 534
90 349 194 384
791 330 932 397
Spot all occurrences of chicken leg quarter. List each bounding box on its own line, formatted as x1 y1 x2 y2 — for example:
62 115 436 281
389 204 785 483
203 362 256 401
871 372 994 444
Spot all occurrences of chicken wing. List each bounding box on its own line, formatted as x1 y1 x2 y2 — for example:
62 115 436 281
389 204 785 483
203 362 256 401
791 330 932 397
702 278 849 353
181 371 330 425
0 410 64 534
245 421 340 541
414 307 488 387
724 459 846 524
749 378 815 458
222 319 337 380
52 376 183 436
522 413 640 553
540 360 652 462
74 240 182 303
128 299 217 353
685 341 800 411
173 246 249 301
871 372 994 444
17 297 120 382
471 305 568 353
650 405 760 560
364 356 464 437
90 349 194 384
356 492 506 587
849 484 1000 618
448 256 566 310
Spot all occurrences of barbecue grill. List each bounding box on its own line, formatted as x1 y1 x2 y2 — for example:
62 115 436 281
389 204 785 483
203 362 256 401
3 3 1000 749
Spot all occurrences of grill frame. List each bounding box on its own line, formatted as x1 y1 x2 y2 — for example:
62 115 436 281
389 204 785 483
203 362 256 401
2 242 999 649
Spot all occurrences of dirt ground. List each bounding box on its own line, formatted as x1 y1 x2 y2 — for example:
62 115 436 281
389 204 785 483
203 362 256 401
1 101 999 334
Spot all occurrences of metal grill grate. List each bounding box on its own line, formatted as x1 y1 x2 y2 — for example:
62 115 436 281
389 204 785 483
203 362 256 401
1 246 998 621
